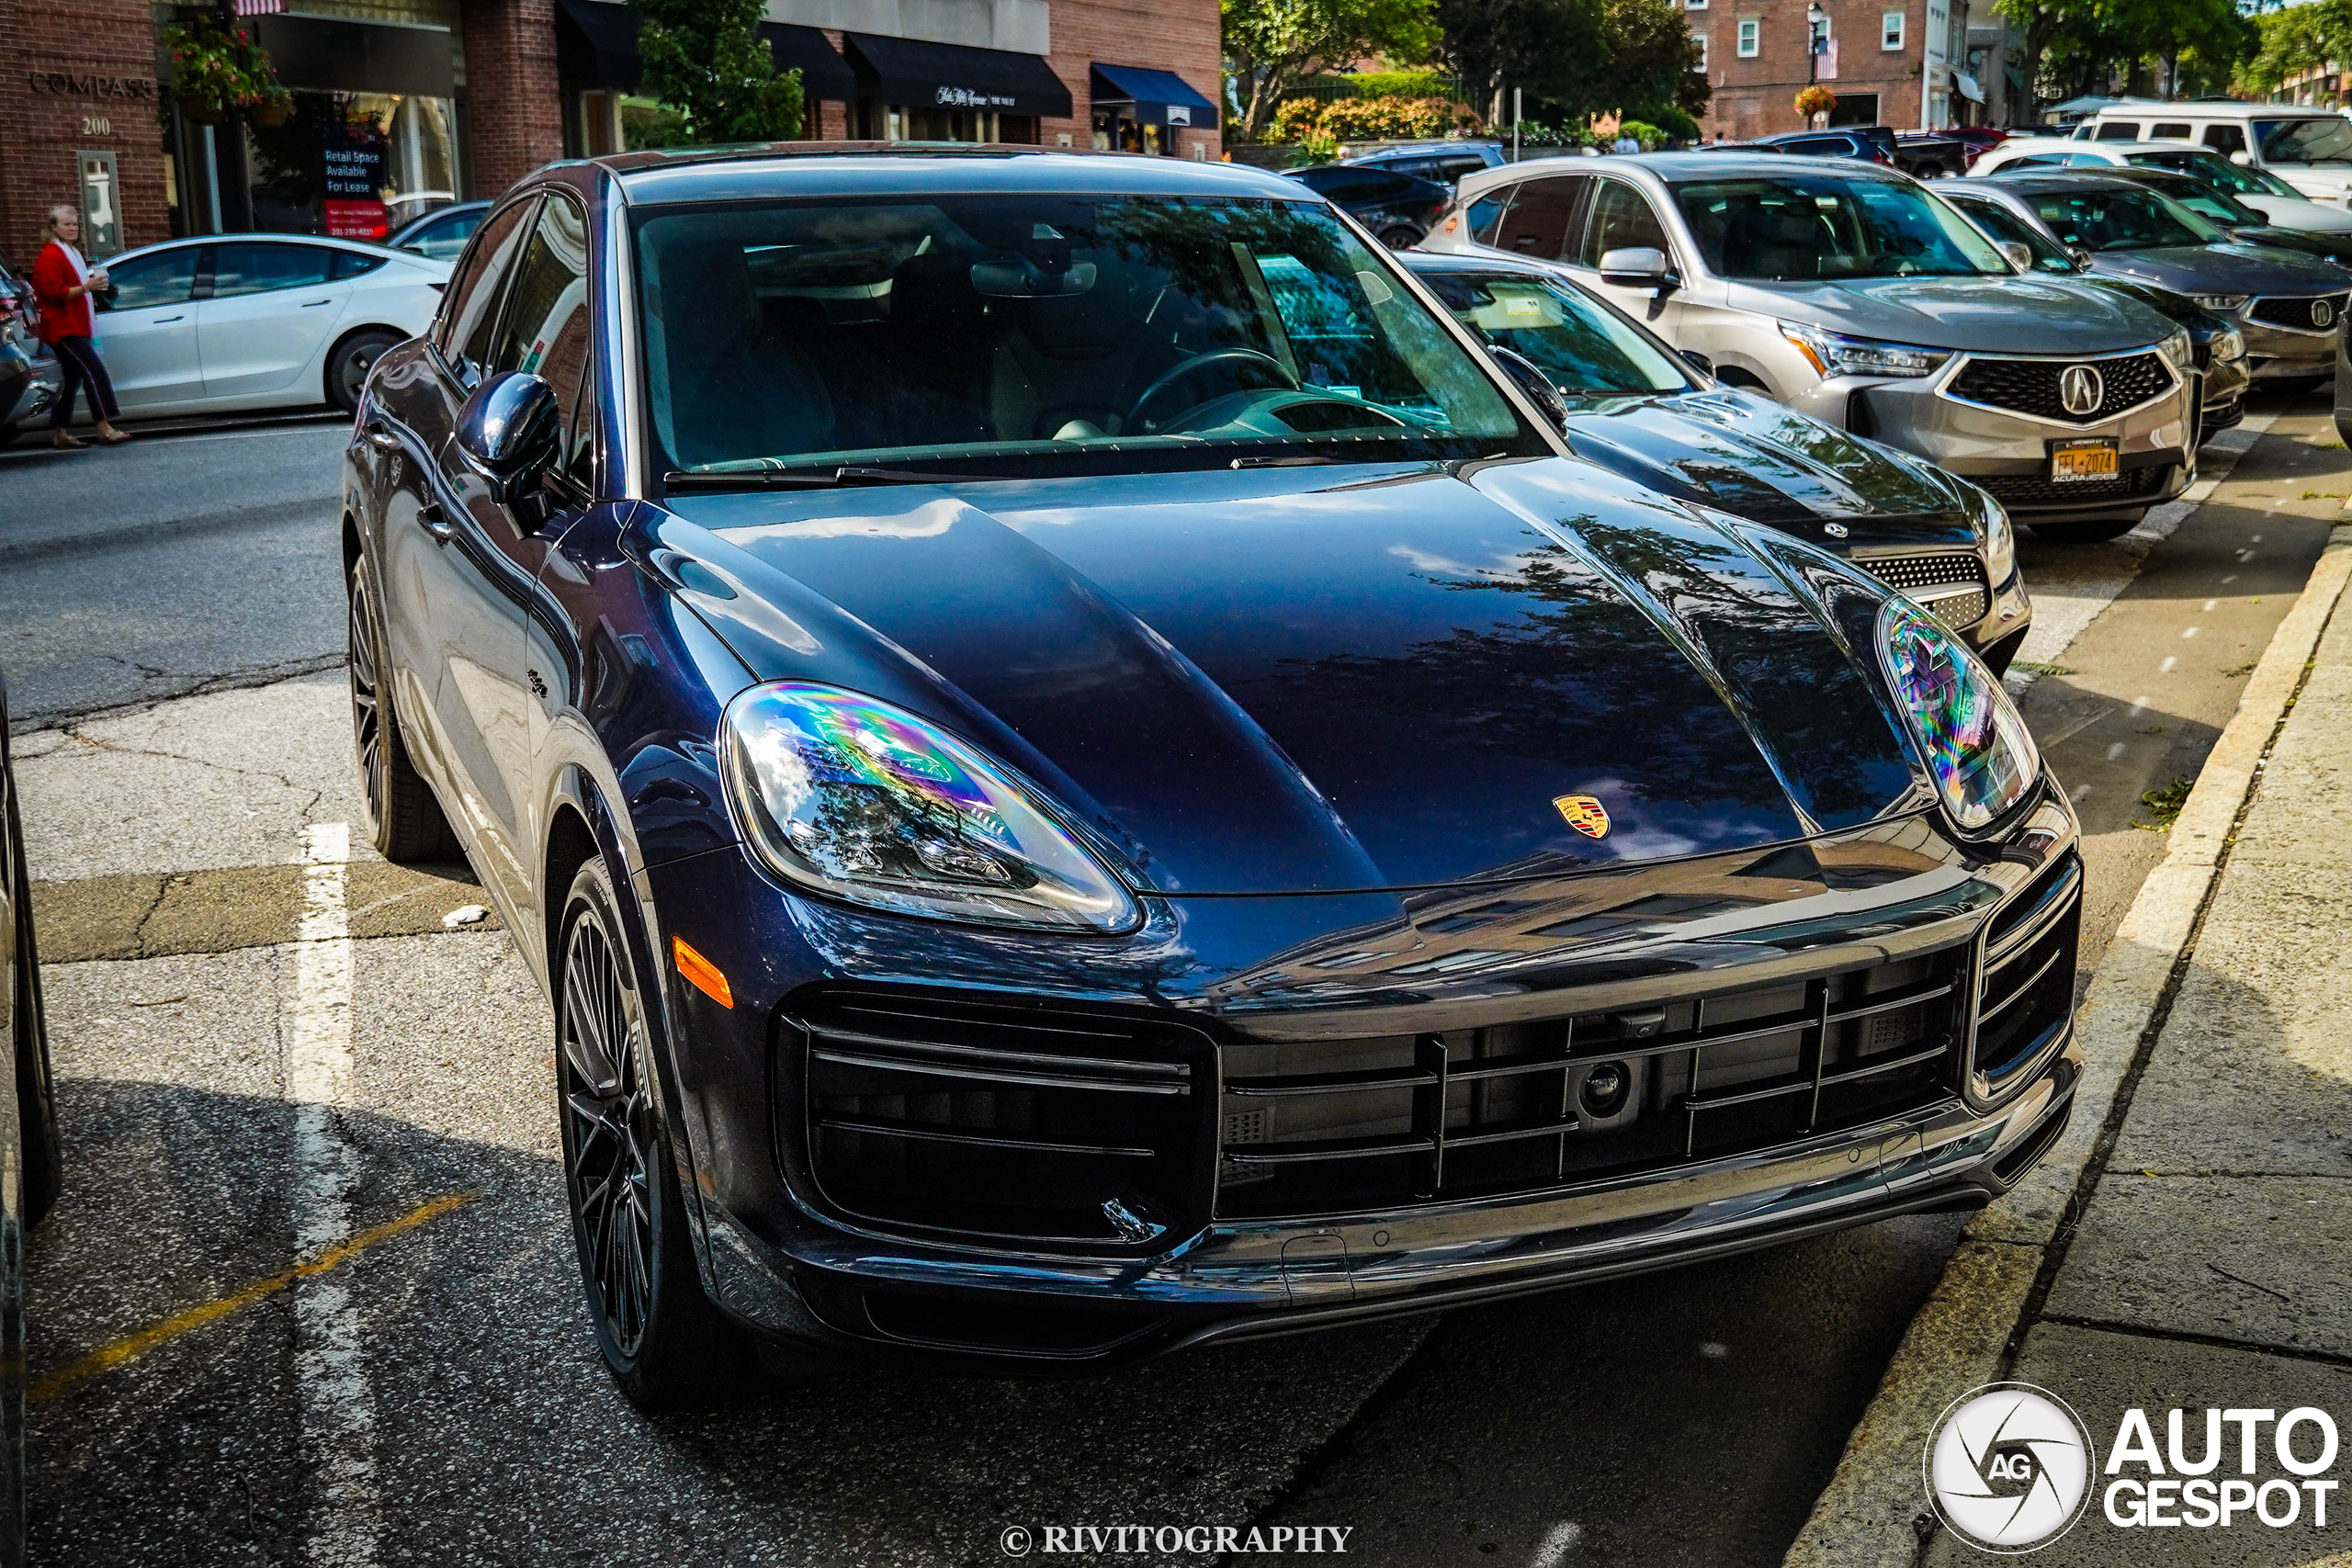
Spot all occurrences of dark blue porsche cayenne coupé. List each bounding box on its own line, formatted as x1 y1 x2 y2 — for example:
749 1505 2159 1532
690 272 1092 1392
343 145 2084 1407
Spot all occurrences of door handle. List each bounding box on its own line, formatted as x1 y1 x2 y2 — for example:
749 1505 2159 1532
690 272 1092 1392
419 502 454 542
301 298 334 307
153 314 184 323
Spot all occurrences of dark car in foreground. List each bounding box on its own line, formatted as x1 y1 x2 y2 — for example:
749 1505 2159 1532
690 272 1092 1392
346 145 2082 1402
1937 180 2251 440
1402 249 2032 669
1980 170 2347 390
1282 162 1449 247
0 668 64 1564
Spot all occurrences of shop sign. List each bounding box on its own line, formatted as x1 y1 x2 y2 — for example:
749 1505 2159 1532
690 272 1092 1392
937 85 1016 108
1167 105 1190 126
28 71 156 99
322 126 388 241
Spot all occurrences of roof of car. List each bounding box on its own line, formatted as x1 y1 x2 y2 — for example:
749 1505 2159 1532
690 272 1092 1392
594 144 1301 206
1979 168 2158 195
1398 250 1566 279
1600 150 1912 180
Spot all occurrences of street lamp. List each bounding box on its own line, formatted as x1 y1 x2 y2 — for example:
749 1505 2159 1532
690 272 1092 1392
1807 2 1827 85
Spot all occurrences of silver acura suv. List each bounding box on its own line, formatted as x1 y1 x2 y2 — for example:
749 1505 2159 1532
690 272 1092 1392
1421 151 2199 542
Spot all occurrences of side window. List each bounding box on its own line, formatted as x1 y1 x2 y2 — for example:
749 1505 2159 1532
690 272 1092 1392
1580 180 1672 265
330 250 387 281
1436 156 1489 183
209 243 333 298
98 247 198 311
2095 121 2141 141
416 209 482 262
2154 122 2190 139
2007 154 2067 169
433 197 537 385
1465 191 1510 245
2204 124 2247 155
489 196 594 486
1497 175 1589 258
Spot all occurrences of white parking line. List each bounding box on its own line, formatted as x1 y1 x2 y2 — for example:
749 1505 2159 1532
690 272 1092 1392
282 822 378 1568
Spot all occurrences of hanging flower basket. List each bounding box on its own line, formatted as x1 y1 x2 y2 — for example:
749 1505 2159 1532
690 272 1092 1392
1793 85 1837 121
251 90 293 128
161 22 288 123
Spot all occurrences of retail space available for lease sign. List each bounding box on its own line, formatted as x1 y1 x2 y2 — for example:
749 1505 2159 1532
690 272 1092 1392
2103 1407 2344 1529
321 127 388 243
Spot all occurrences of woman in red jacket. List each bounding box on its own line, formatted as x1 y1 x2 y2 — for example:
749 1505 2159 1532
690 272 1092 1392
29 204 128 449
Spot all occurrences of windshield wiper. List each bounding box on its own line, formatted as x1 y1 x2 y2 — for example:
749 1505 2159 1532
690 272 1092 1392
665 465 1010 491
1229 454 1350 468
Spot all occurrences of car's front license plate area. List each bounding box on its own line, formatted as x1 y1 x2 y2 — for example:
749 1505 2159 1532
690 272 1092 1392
2049 438 2120 484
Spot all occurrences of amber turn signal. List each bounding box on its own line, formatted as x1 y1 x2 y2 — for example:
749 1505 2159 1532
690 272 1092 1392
673 935 733 1009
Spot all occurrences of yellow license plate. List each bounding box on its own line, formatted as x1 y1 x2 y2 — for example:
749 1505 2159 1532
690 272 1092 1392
2050 442 2119 483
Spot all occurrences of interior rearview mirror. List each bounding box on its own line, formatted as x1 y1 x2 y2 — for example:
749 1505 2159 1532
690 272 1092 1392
1487 345 1569 433
1598 246 1676 291
456 370 562 513
2067 245 2094 266
2229 151 2252 166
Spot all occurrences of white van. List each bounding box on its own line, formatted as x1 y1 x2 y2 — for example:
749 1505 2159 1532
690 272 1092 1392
2074 103 2352 205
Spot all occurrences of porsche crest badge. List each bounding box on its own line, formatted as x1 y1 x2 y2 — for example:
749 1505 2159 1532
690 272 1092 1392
1553 795 1611 840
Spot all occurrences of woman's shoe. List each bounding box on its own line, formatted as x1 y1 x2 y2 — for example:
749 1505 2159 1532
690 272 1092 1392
95 428 130 446
49 432 85 450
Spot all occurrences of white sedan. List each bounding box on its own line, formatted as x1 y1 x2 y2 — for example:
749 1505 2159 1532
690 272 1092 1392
85 232 450 420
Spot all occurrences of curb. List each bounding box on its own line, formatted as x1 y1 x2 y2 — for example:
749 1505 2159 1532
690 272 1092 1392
1782 512 2352 1568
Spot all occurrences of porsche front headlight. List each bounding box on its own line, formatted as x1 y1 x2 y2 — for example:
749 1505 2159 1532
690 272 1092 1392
1878 600 2041 830
719 682 1141 932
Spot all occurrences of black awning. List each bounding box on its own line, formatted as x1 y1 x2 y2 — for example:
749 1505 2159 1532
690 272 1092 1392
1089 63 1216 126
554 0 854 100
254 14 455 96
843 32 1073 118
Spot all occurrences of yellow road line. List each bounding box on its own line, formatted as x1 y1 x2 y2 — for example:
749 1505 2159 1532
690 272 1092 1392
30 1190 476 1404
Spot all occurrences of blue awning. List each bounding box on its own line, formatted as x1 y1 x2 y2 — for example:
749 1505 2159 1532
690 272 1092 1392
1091 63 1216 126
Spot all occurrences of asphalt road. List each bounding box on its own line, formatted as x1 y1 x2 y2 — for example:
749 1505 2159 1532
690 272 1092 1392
2 395 2343 1567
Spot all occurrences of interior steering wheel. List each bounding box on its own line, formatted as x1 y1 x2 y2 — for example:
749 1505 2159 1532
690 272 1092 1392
1126 348 1299 431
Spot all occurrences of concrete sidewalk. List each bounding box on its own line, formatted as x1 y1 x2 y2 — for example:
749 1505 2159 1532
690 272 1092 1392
1790 511 2352 1567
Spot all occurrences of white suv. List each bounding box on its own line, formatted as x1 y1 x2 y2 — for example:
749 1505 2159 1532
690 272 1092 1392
2072 103 2352 206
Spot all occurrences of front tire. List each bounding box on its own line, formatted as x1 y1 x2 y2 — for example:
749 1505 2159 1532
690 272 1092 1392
1377 224 1423 251
327 331 401 415
347 553 459 863
556 857 754 1409
2028 512 2144 544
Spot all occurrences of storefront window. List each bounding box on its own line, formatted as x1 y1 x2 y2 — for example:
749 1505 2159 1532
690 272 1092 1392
1091 108 1163 154
249 90 458 239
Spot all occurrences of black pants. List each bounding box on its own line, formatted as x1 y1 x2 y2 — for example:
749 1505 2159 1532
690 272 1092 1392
50 334 119 427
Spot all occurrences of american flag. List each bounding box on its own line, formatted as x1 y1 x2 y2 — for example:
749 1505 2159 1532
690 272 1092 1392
232 0 284 15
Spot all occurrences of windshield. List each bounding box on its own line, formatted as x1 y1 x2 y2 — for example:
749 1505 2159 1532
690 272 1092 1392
2127 148 2300 198
2019 185 2222 252
2137 178 2258 227
1416 270 1691 396
1946 195 2078 273
2256 118 2352 167
634 195 1541 479
1669 175 2007 281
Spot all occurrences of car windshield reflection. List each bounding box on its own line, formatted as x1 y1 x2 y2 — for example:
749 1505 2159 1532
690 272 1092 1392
1669 174 2010 282
1415 271 1693 398
634 195 1544 481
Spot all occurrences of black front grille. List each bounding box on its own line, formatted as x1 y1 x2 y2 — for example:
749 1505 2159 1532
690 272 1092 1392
1860 551 1989 628
1973 853 2082 1099
792 992 1212 1247
1217 948 1970 1220
1947 352 2172 423
2248 292 2348 332
1975 462 2170 511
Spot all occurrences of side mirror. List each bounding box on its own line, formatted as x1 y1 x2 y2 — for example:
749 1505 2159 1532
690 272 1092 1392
2229 151 2253 166
2066 245 2093 266
1487 345 1569 431
456 370 561 510
1679 347 1714 375
1997 241 2033 272
1598 245 1676 291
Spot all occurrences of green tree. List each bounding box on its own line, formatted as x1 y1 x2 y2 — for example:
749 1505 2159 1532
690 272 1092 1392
1223 0 1440 140
1432 0 1608 127
633 0 804 144
2242 0 2348 94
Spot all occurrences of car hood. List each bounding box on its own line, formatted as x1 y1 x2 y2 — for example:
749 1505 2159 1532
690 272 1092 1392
2089 243 2351 295
2238 194 2352 235
1723 274 2170 353
1560 386 1974 544
651 460 1924 896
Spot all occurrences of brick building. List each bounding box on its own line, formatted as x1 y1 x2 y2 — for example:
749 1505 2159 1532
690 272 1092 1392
0 0 1221 265
1687 0 2000 141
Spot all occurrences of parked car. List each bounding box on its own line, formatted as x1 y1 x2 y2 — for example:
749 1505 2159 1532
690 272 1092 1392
0 258 54 447
389 198 490 263
2103 165 2352 270
84 233 448 419
1742 129 1894 166
1333 140 1507 189
348 146 2080 1403
2069 102 2352 206
1973 170 2346 390
1422 152 2198 541
1281 162 1450 248
1891 132 1972 177
1970 137 2352 241
1937 179 2251 439
1402 249 2031 668
0 664 65 1567
1948 128 2009 165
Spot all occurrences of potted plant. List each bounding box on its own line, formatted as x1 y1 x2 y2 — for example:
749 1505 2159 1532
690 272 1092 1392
1794 85 1837 125
161 22 289 125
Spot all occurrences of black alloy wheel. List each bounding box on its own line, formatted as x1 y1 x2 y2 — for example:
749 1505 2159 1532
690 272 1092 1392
555 857 752 1408
328 331 401 415
1377 224 1423 251
346 556 458 863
